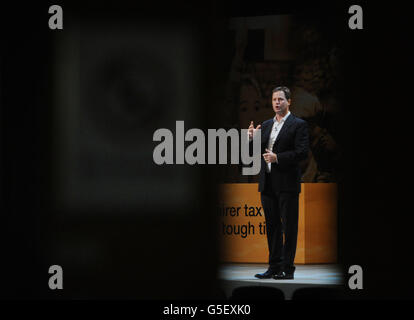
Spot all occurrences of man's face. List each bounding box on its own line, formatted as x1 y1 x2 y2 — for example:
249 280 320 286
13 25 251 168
272 90 290 116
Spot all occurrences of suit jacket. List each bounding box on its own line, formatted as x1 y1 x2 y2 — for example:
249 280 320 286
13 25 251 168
258 113 309 193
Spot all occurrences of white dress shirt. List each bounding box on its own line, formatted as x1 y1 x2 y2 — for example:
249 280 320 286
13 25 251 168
266 111 291 172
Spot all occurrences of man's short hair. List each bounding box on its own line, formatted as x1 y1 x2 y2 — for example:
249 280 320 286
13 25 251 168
272 86 291 100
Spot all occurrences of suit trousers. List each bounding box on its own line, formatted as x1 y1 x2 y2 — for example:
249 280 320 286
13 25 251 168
261 173 299 274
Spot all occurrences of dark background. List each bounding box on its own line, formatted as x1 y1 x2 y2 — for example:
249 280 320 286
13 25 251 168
1 0 413 302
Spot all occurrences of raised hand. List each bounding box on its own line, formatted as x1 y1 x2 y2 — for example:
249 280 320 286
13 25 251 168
248 121 261 140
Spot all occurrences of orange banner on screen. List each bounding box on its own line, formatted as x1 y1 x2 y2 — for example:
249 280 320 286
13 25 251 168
219 183 337 264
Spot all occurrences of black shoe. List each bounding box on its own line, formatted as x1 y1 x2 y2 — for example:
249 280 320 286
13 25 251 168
273 271 294 280
254 270 278 279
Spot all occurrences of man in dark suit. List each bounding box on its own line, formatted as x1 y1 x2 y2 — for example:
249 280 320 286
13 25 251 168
248 86 309 280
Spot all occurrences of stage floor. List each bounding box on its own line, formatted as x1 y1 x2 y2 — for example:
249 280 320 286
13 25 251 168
218 263 344 300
